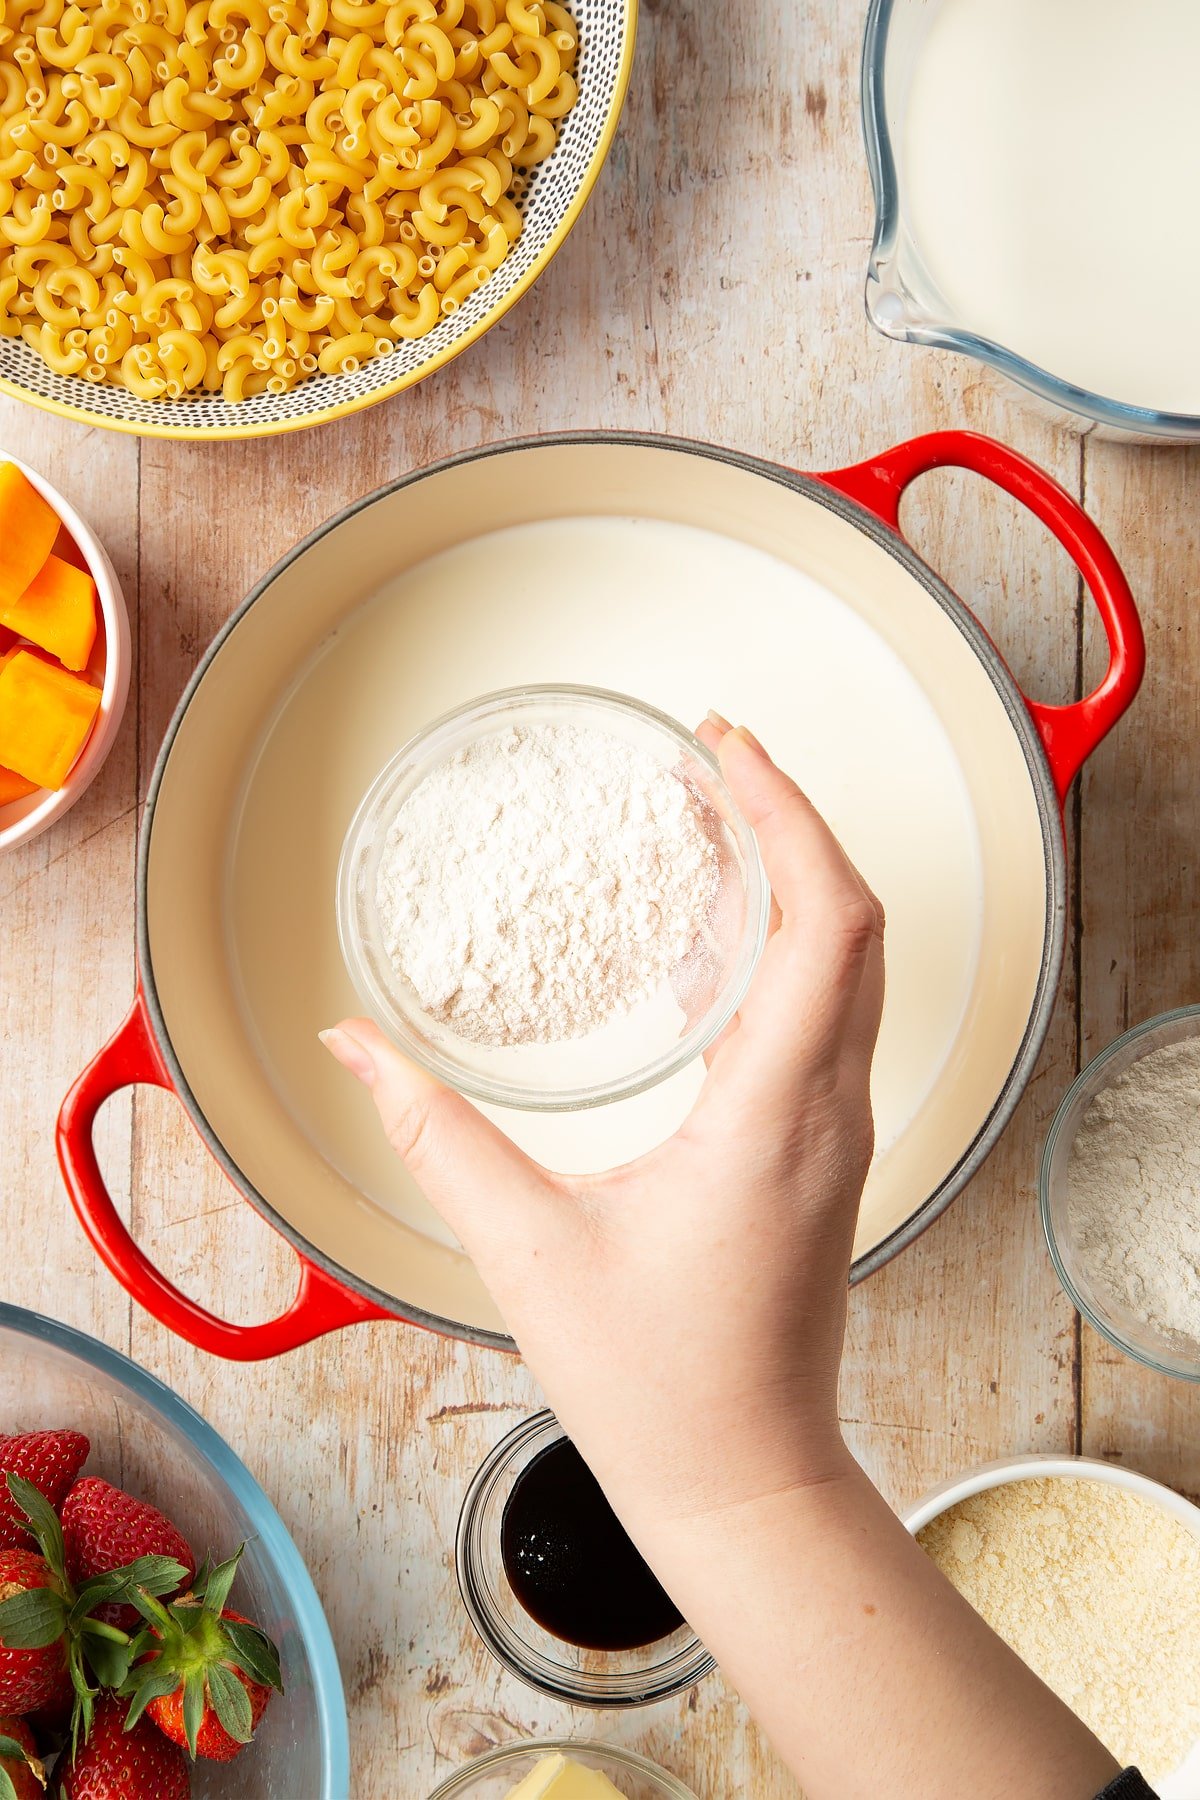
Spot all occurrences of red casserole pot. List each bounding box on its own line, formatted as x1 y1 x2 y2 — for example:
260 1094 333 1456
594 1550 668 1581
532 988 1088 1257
57 431 1143 1358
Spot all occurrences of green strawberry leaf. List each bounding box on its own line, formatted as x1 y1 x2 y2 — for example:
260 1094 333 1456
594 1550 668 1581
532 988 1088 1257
168 1601 207 1638
129 1554 191 1597
223 1619 283 1692
82 1628 136 1690
0 1583 67 1648
66 1635 98 1764
5 1475 68 1587
207 1660 253 1745
126 1587 175 1633
68 1578 121 1625
197 1546 243 1618
78 1616 131 1644
182 1668 206 1759
70 1554 189 1628
120 1664 180 1733
0 1770 15 1800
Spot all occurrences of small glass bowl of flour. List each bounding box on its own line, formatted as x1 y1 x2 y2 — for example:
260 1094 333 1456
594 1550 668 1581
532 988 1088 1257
336 685 769 1110
1041 1005 1200 1382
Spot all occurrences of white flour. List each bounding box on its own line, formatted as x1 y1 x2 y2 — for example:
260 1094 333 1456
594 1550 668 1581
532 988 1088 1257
1066 1037 1200 1345
375 721 719 1047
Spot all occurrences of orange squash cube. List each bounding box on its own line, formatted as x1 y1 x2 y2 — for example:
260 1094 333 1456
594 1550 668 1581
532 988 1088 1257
0 648 101 789
0 764 38 805
0 463 59 608
1 552 98 671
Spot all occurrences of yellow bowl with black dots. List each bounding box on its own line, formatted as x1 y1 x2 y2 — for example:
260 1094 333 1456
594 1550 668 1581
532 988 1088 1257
0 0 636 441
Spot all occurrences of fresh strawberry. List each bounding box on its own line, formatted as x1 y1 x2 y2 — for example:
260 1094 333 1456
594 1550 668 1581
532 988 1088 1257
61 1484 194 1635
0 1714 47 1799
0 1548 68 1713
51 1694 188 1799
122 1549 281 1762
142 1609 271 1763
0 1477 190 1757
0 1436 89 1552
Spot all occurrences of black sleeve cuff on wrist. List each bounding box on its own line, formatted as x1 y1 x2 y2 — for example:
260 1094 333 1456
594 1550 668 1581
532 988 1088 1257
1095 1771 1159 1800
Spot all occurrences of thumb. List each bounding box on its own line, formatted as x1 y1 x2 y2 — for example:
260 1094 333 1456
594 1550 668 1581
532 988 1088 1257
319 1018 552 1258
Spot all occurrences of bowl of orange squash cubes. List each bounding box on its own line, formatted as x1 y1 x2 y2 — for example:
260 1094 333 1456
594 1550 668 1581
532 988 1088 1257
0 456 130 850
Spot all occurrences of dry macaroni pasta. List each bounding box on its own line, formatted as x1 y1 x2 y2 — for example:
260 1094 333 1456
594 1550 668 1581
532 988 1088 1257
0 0 578 401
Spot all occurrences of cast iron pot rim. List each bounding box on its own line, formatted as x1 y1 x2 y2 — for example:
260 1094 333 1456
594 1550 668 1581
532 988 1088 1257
136 429 1064 1349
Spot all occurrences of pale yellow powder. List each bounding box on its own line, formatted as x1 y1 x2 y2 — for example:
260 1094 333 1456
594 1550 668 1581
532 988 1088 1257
918 1477 1200 1783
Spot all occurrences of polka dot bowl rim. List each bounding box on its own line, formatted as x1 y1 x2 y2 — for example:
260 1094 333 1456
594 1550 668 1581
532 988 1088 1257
0 0 637 440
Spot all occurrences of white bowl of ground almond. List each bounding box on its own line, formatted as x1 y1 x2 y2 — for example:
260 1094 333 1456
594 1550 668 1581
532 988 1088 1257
336 685 769 1111
906 1457 1200 1793
1041 1006 1200 1382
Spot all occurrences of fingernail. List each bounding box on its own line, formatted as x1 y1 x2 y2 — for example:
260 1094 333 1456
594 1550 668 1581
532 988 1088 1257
706 708 734 734
319 1026 376 1088
735 725 767 754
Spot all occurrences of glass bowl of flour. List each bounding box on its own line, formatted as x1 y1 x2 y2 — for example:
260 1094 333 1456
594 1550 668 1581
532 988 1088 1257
336 685 769 1110
1041 1006 1200 1383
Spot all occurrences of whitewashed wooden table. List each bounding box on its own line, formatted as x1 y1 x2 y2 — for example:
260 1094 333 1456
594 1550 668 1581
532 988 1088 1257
3 2 1199 1794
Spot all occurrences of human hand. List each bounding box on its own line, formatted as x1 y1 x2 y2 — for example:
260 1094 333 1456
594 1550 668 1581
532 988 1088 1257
321 717 885 1541
324 724 1127 1800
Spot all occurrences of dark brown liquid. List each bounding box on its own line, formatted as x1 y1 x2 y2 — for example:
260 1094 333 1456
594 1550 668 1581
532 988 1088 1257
500 1438 684 1652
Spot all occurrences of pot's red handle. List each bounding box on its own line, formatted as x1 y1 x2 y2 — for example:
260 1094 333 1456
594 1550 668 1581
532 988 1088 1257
57 992 396 1360
817 431 1144 806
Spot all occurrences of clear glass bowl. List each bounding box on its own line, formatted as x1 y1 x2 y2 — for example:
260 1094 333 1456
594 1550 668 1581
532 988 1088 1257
337 684 768 1111
0 1302 350 1796
455 1411 715 1706
1040 1006 1200 1383
428 1739 699 1800
861 0 1200 440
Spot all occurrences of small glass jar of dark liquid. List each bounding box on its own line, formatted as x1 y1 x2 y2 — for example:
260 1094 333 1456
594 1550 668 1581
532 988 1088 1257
455 1411 714 1706
501 1435 683 1652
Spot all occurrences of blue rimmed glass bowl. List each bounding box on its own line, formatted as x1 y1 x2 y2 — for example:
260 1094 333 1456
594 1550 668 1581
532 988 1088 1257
0 1303 350 1797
